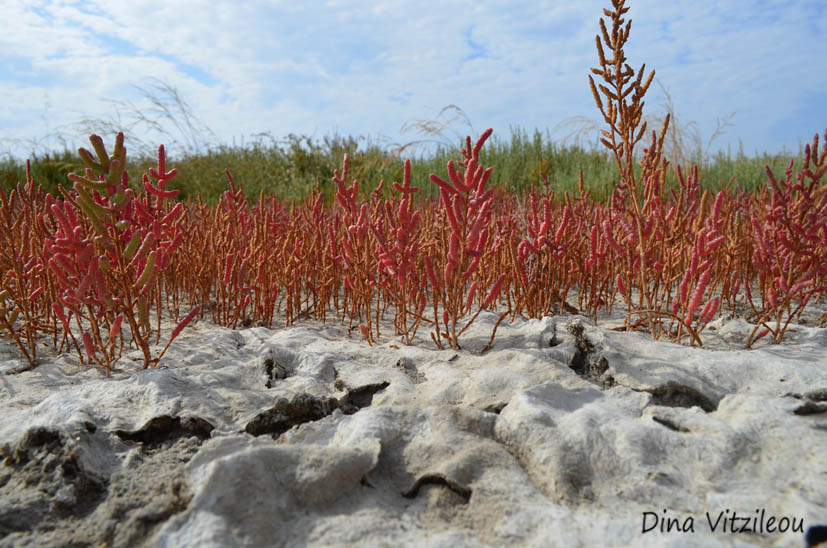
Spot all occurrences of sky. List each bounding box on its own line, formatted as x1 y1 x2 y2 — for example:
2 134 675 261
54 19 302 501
1 0 826 162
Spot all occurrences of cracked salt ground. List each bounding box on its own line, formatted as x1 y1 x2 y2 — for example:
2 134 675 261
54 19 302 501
0 310 825 547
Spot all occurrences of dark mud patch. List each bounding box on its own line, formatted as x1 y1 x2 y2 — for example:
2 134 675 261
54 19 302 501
794 402 827 416
644 382 718 412
783 389 827 415
246 382 390 437
567 321 615 388
403 473 472 503
395 358 426 384
803 388 827 402
652 415 691 433
338 382 389 414
262 357 290 388
0 426 196 548
245 394 341 437
0 427 107 533
115 416 214 449
483 402 507 414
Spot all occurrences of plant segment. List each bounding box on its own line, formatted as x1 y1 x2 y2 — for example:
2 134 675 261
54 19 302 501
0 1 825 375
427 129 506 349
589 0 672 339
1 134 199 375
370 159 429 345
745 131 827 345
1 125 824 373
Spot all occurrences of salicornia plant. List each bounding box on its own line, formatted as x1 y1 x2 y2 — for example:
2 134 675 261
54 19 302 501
46 133 199 375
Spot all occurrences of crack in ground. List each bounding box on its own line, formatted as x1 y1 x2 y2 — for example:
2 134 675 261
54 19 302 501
803 388 827 402
643 382 718 412
338 382 390 414
0 427 107 531
651 415 691 433
402 473 472 503
794 402 827 416
262 357 290 388
785 388 827 416
483 402 507 414
245 382 390 438
566 321 615 388
394 358 426 384
0 413 212 547
115 416 214 449
245 394 340 437
564 321 720 415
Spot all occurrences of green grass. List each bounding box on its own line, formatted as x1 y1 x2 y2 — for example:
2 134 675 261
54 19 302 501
0 127 801 206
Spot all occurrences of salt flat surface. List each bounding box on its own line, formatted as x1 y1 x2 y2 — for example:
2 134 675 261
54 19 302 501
0 306 825 547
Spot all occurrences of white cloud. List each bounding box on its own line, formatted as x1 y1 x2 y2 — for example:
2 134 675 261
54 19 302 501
1 0 824 162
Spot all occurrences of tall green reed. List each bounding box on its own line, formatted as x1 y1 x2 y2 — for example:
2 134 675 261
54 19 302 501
2 128 801 208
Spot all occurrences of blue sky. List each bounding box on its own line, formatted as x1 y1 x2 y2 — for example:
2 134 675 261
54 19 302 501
1 0 825 162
